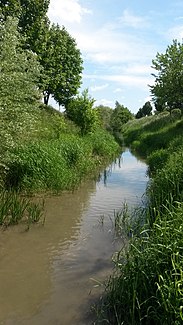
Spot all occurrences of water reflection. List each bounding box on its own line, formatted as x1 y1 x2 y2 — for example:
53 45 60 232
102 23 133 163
97 155 123 186
97 149 147 207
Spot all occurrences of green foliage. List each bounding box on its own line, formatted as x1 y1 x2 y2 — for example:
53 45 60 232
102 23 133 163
2 129 119 193
85 129 120 158
0 2 83 107
95 104 113 130
171 108 182 118
122 113 182 156
136 101 153 118
0 0 50 54
41 23 83 106
100 113 183 325
147 149 169 173
150 40 183 113
66 89 99 134
104 203 183 325
110 101 133 133
0 0 20 19
0 16 41 153
148 146 183 220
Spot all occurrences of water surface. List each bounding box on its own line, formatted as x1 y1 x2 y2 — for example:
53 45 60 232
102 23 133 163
0 150 148 324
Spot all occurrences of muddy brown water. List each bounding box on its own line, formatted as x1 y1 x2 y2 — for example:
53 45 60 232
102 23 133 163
0 149 148 325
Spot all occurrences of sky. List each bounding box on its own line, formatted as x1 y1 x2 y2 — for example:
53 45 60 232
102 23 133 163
47 0 183 114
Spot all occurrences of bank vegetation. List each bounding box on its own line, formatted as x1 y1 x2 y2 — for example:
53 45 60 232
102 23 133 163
99 112 183 324
0 16 120 227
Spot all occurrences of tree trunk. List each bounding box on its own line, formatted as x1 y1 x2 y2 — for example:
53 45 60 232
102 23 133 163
44 92 50 105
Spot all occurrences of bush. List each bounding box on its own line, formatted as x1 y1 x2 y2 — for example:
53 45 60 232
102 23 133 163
171 108 182 118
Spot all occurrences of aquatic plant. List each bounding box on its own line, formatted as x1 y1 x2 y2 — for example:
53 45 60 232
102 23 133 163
0 190 44 228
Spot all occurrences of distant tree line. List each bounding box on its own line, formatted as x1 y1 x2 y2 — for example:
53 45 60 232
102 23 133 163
95 101 133 134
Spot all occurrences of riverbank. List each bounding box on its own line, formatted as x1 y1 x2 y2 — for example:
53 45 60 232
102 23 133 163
99 112 183 324
0 104 120 226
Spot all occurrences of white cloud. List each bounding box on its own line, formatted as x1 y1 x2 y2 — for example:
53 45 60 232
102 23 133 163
119 9 149 29
95 99 114 107
123 64 153 75
113 88 123 93
84 74 153 89
167 24 183 40
48 0 92 23
76 29 154 64
90 84 109 92
47 0 157 112
48 2 155 67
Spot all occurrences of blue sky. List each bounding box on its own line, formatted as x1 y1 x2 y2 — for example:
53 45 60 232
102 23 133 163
48 0 183 114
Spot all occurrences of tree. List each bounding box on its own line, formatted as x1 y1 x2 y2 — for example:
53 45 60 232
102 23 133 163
110 101 133 133
0 1 83 107
0 0 50 54
41 24 83 106
0 0 20 18
65 89 99 134
136 101 153 118
150 40 183 113
95 105 113 130
0 17 41 151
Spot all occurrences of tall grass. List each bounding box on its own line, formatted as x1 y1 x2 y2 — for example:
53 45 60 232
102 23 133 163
122 113 183 156
2 129 119 193
98 113 183 324
102 203 183 325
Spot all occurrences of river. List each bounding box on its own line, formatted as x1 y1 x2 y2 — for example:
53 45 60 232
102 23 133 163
0 149 148 325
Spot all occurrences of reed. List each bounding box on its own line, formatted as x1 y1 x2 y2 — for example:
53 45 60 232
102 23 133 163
100 203 183 325
2 129 119 193
98 114 183 324
0 190 44 228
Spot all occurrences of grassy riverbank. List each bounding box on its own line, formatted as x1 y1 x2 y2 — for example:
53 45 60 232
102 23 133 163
100 112 183 324
0 104 120 226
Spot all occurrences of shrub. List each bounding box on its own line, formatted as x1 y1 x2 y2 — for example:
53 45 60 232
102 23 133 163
171 108 182 118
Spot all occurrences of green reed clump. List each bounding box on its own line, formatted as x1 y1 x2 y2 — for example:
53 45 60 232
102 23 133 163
101 203 183 325
26 200 45 230
112 203 133 238
147 148 169 174
148 146 183 224
3 139 84 192
2 129 119 193
0 190 44 227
